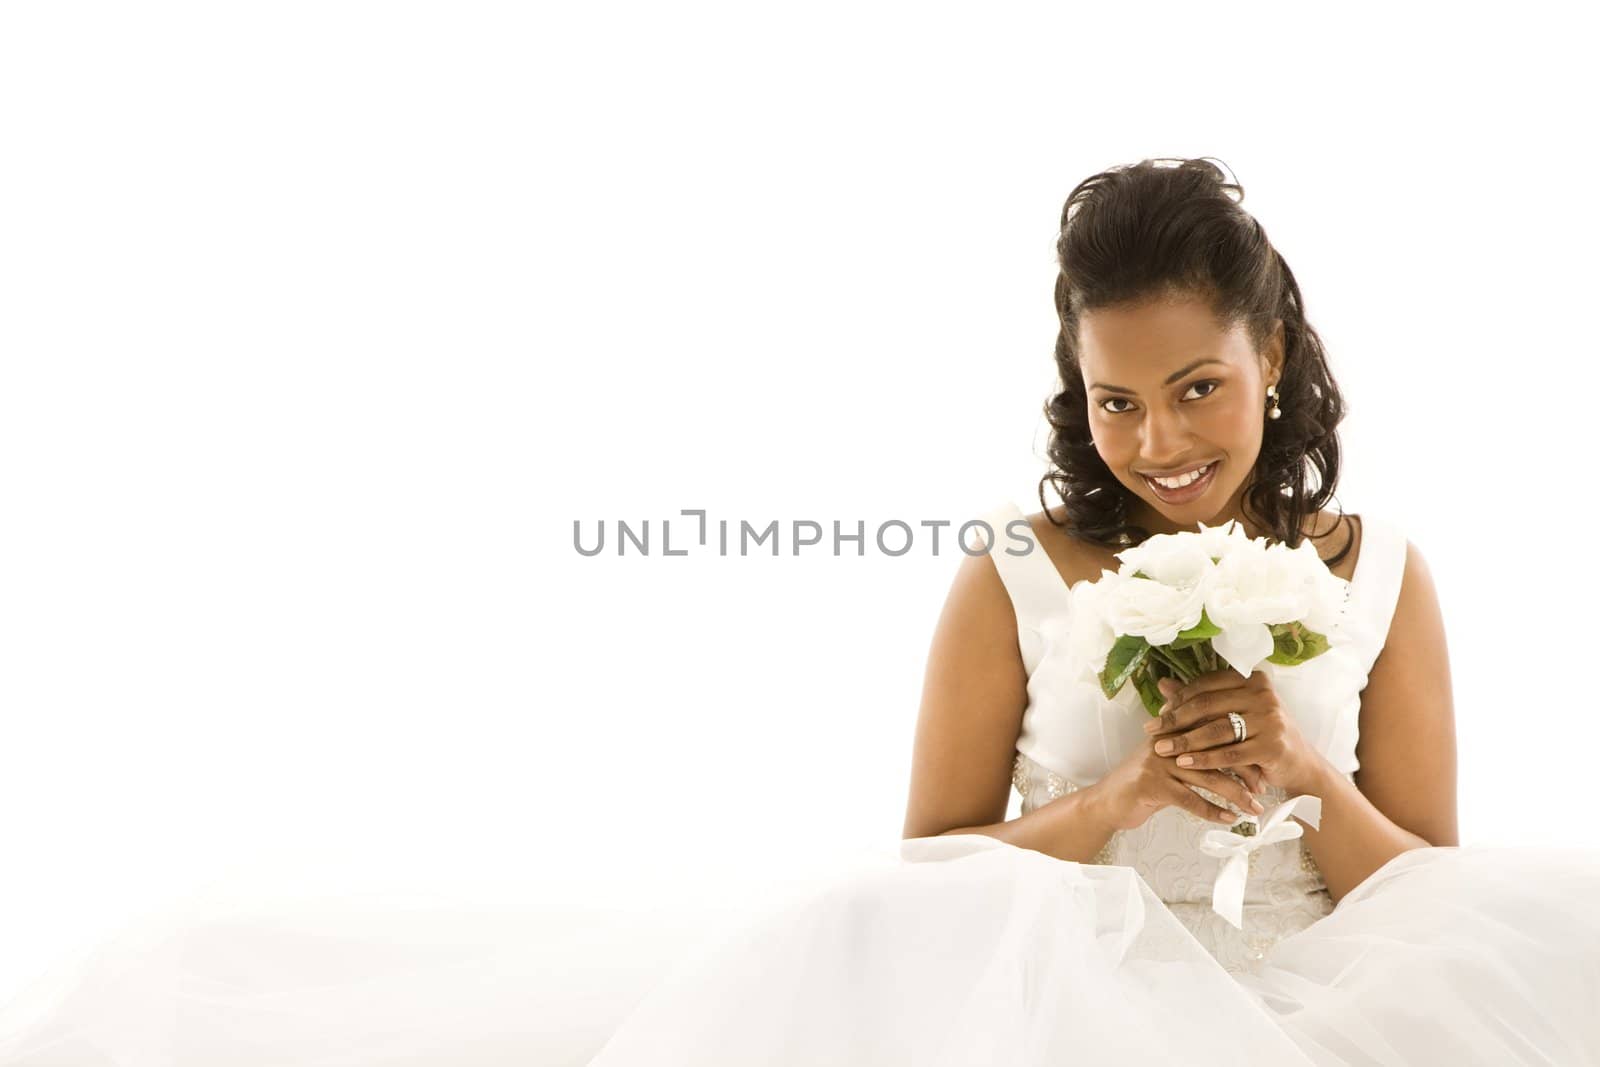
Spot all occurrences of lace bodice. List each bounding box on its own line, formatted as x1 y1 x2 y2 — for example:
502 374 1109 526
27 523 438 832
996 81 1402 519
977 503 1408 976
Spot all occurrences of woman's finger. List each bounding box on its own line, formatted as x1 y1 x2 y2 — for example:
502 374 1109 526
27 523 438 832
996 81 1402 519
1168 779 1239 823
1152 711 1248 756
1157 667 1254 717
1146 686 1256 737
1172 738 1261 771
1236 764 1270 795
1178 767 1263 815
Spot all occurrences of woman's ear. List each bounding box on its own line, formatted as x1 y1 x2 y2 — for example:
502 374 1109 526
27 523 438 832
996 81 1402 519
1261 318 1286 384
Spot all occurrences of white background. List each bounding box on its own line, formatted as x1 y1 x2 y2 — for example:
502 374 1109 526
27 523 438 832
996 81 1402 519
2 1 1595 1057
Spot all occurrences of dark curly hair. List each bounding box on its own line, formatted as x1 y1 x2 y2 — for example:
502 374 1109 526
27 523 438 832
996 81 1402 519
1038 156 1353 567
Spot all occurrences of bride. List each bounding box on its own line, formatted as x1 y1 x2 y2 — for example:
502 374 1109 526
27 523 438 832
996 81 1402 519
1 156 1595 1066
587 158 1600 1065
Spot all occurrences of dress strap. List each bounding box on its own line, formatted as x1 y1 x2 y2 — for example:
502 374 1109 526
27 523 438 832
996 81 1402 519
970 501 1073 642
1346 513 1409 673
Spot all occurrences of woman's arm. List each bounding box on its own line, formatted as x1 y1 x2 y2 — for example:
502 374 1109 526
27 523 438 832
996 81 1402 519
1297 540 1461 904
901 544 1120 863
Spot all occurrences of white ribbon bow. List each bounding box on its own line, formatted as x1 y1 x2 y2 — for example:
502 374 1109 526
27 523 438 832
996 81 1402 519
1197 793 1323 930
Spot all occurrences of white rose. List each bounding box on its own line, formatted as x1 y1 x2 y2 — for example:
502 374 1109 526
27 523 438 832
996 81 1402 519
1045 573 1120 687
1205 536 1342 675
1193 518 1258 562
1288 543 1350 636
1112 519 1251 582
1099 564 1214 648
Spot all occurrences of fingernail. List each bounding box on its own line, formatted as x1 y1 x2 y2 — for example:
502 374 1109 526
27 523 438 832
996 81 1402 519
1250 798 1265 813
1143 719 1159 733
1155 740 1175 755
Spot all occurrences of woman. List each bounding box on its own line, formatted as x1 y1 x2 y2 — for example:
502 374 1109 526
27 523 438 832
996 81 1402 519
587 159 1600 1065
2 158 1593 1067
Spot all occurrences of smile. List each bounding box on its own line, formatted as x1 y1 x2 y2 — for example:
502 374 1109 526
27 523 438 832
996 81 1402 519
1142 461 1218 503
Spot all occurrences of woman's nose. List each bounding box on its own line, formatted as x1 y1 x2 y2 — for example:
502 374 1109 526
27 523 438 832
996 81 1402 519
1140 408 1192 460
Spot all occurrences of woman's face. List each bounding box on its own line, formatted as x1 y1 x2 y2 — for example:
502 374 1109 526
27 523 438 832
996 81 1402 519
1077 293 1283 536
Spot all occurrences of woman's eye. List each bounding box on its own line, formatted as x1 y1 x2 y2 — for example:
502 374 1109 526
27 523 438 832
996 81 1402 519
1098 380 1219 415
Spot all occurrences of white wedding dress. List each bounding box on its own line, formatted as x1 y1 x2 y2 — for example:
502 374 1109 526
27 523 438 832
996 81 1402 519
2 502 1598 1065
587 502 1600 1066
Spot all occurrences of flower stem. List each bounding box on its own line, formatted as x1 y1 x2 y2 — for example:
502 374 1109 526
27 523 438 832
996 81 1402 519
1148 644 1194 684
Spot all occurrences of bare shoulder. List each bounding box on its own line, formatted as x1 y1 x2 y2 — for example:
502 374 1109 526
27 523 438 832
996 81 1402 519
941 529 1027 642
901 524 1033 838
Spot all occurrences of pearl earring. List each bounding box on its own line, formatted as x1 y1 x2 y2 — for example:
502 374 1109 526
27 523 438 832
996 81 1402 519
1266 385 1281 420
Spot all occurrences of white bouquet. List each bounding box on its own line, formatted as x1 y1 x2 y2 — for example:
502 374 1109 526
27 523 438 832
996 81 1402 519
1059 519 1350 717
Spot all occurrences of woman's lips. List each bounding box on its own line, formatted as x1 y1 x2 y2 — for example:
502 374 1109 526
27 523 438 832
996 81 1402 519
1142 460 1218 503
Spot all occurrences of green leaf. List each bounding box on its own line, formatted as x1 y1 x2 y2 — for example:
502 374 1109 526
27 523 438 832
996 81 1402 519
1099 635 1149 699
1265 622 1332 665
1131 664 1165 716
1280 622 1305 659
1176 608 1221 641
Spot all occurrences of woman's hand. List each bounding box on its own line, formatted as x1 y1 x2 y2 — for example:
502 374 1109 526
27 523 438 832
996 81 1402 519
1090 732 1268 834
1144 668 1328 796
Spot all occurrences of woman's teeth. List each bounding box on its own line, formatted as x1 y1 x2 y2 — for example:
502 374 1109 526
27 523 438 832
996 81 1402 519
1149 462 1214 489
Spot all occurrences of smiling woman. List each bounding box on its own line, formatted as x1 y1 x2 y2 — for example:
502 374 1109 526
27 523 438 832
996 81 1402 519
1039 161 1352 566
4 154 1594 1067
583 157 1600 1067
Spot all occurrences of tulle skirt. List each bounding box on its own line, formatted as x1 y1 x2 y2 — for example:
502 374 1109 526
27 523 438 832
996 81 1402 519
590 836 1600 1066
0 878 637 1065
2 838 1598 1066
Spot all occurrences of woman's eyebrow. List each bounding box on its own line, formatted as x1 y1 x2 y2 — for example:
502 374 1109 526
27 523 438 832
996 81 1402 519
1091 358 1227 394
